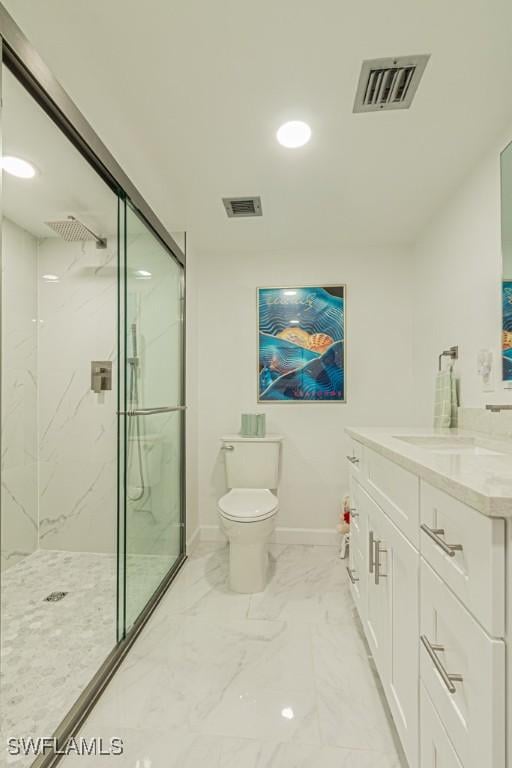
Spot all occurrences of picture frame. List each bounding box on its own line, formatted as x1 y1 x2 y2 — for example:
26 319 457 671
503 280 512 381
257 285 346 403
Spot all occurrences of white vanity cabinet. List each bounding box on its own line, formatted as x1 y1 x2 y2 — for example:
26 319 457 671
348 467 420 768
364 489 392 679
420 560 505 768
346 434 509 768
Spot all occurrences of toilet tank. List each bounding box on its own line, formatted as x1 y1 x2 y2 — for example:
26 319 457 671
221 435 282 489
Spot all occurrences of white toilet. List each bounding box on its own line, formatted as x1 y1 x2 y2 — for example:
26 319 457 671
218 434 282 593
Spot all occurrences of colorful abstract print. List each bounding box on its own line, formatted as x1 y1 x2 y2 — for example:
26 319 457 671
258 286 345 402
503 281 512 381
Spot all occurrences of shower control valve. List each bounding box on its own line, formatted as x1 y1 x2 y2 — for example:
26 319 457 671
91 361 112 393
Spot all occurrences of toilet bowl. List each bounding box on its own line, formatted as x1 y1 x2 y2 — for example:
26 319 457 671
218 488 279 593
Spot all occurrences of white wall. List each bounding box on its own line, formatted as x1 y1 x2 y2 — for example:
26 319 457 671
412 129 512 422
195 245 417 539
1 219 38 570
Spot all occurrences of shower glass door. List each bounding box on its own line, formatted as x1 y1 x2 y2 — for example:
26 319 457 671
120 201 184 633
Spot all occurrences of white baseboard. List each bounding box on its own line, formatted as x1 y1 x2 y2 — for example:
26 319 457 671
200 525 227 543
186 527 201 552
199 525 338 546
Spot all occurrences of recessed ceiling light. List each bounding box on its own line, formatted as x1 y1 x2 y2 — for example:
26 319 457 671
276 121 311 149
2 155 36 179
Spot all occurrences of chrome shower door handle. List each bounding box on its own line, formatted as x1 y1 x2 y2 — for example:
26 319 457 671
118 405 187 416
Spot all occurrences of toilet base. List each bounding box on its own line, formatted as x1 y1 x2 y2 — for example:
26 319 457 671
229 539 268 593
220 514 276 594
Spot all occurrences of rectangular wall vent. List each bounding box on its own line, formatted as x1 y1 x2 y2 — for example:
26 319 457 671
223 196 262 218
353 54 430 113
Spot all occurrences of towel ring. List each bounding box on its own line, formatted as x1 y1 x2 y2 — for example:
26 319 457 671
438 346 458 371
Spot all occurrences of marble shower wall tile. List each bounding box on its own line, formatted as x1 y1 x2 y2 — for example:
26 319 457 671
37 237 117 554
1 219 38 570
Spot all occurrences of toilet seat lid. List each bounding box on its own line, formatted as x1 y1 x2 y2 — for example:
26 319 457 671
218 489 278 522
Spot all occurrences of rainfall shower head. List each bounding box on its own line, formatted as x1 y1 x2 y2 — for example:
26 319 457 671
45 215 107 248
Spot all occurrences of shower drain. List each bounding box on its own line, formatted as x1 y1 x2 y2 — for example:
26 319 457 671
44 591 68 602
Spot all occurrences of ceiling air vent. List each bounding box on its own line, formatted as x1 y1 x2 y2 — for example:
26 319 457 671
223 196 262 218
353 54 430 113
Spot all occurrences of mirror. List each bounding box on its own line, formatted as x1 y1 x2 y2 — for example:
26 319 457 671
501 141 512 381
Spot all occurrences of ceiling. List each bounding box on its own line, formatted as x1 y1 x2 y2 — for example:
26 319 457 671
4 0 512 251
3 67 118 239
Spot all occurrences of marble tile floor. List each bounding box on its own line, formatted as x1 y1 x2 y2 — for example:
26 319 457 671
1 549 117 768
62 543 407 768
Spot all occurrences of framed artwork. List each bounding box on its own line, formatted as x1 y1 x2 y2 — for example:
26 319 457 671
257 285 345 402
503 280 512 381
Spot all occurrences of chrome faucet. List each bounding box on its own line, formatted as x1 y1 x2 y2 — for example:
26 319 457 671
485 404 512 412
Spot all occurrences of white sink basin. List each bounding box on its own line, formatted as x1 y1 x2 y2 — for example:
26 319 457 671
394 435 505 456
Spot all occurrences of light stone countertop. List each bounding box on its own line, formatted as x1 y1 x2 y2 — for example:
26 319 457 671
346 426 512 517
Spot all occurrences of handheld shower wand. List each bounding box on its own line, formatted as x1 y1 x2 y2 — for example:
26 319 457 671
128 322 145 502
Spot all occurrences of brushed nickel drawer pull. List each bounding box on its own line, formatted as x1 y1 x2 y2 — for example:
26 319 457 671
420 524 463 557
374 539 387 585
369 530 375 573
420 635 463 694
346 566 359 584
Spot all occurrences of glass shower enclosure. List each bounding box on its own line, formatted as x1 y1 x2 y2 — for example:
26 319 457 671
0 7 186 765
120 202 185 634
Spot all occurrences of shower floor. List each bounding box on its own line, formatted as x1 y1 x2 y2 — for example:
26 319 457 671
1 549 117 767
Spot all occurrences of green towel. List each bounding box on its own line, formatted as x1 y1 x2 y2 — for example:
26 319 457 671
433 367 458 428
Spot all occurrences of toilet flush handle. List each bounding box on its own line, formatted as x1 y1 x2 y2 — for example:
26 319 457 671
221 445 235 451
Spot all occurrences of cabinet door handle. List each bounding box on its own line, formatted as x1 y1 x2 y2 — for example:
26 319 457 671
374 539 387 585
420 635 463 694
346 455 360 464
349 507 359 519
369 531 375 573
420 524 463 558
346 566 359 584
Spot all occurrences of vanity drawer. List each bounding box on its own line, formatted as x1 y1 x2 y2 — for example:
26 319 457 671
420 559 505 768
420 481 505 637
364 447 419 546
420 683 463 768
